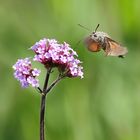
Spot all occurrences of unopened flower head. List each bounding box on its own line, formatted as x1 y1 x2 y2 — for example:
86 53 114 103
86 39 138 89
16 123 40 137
31 38 83 78
13 58 40 88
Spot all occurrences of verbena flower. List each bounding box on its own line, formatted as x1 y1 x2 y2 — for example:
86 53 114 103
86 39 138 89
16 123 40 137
31 38 83 78
13 38 84 140
13 58 40 88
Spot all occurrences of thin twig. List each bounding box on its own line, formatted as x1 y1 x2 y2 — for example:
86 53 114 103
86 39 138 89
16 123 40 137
37 87 43 93
45 75 64 94
43 67 52 93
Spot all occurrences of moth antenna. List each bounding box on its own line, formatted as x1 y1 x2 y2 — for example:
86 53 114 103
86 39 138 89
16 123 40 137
94 24 100 33
78 24 91 32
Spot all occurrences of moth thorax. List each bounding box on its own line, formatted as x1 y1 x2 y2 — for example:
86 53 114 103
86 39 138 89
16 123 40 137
91 31 109 43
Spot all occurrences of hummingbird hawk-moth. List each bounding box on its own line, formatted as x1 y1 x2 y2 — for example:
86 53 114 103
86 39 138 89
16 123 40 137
79 24 128 58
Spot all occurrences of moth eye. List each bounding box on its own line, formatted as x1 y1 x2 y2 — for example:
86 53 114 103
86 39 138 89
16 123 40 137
93 34 97 37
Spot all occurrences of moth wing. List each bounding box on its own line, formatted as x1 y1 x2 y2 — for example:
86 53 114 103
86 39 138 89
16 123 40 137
105 37 128 56
85 36 101 52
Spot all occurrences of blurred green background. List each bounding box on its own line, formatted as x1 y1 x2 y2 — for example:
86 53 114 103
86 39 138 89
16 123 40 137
0 0 140 140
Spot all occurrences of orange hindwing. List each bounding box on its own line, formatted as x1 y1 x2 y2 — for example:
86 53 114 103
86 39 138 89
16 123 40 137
85 37 101 52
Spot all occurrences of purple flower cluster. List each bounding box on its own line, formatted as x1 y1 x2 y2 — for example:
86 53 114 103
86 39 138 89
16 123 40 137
31 38 83 78
13 38 83 88
13 58 40 88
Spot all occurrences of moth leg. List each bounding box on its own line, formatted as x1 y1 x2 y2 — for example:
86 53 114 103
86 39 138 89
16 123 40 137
118 55 125 58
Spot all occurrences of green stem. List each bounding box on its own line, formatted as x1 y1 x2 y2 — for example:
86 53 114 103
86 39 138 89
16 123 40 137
40 68 51 140
40 94 46 140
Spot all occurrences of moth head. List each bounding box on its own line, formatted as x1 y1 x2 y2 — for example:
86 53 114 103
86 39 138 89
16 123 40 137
91 32 98 40
90 24 100 40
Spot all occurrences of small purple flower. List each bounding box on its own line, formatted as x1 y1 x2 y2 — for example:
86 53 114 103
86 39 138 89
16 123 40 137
27 76 39 87
13 58 40 88
31 38 83 78
32 68 40 76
